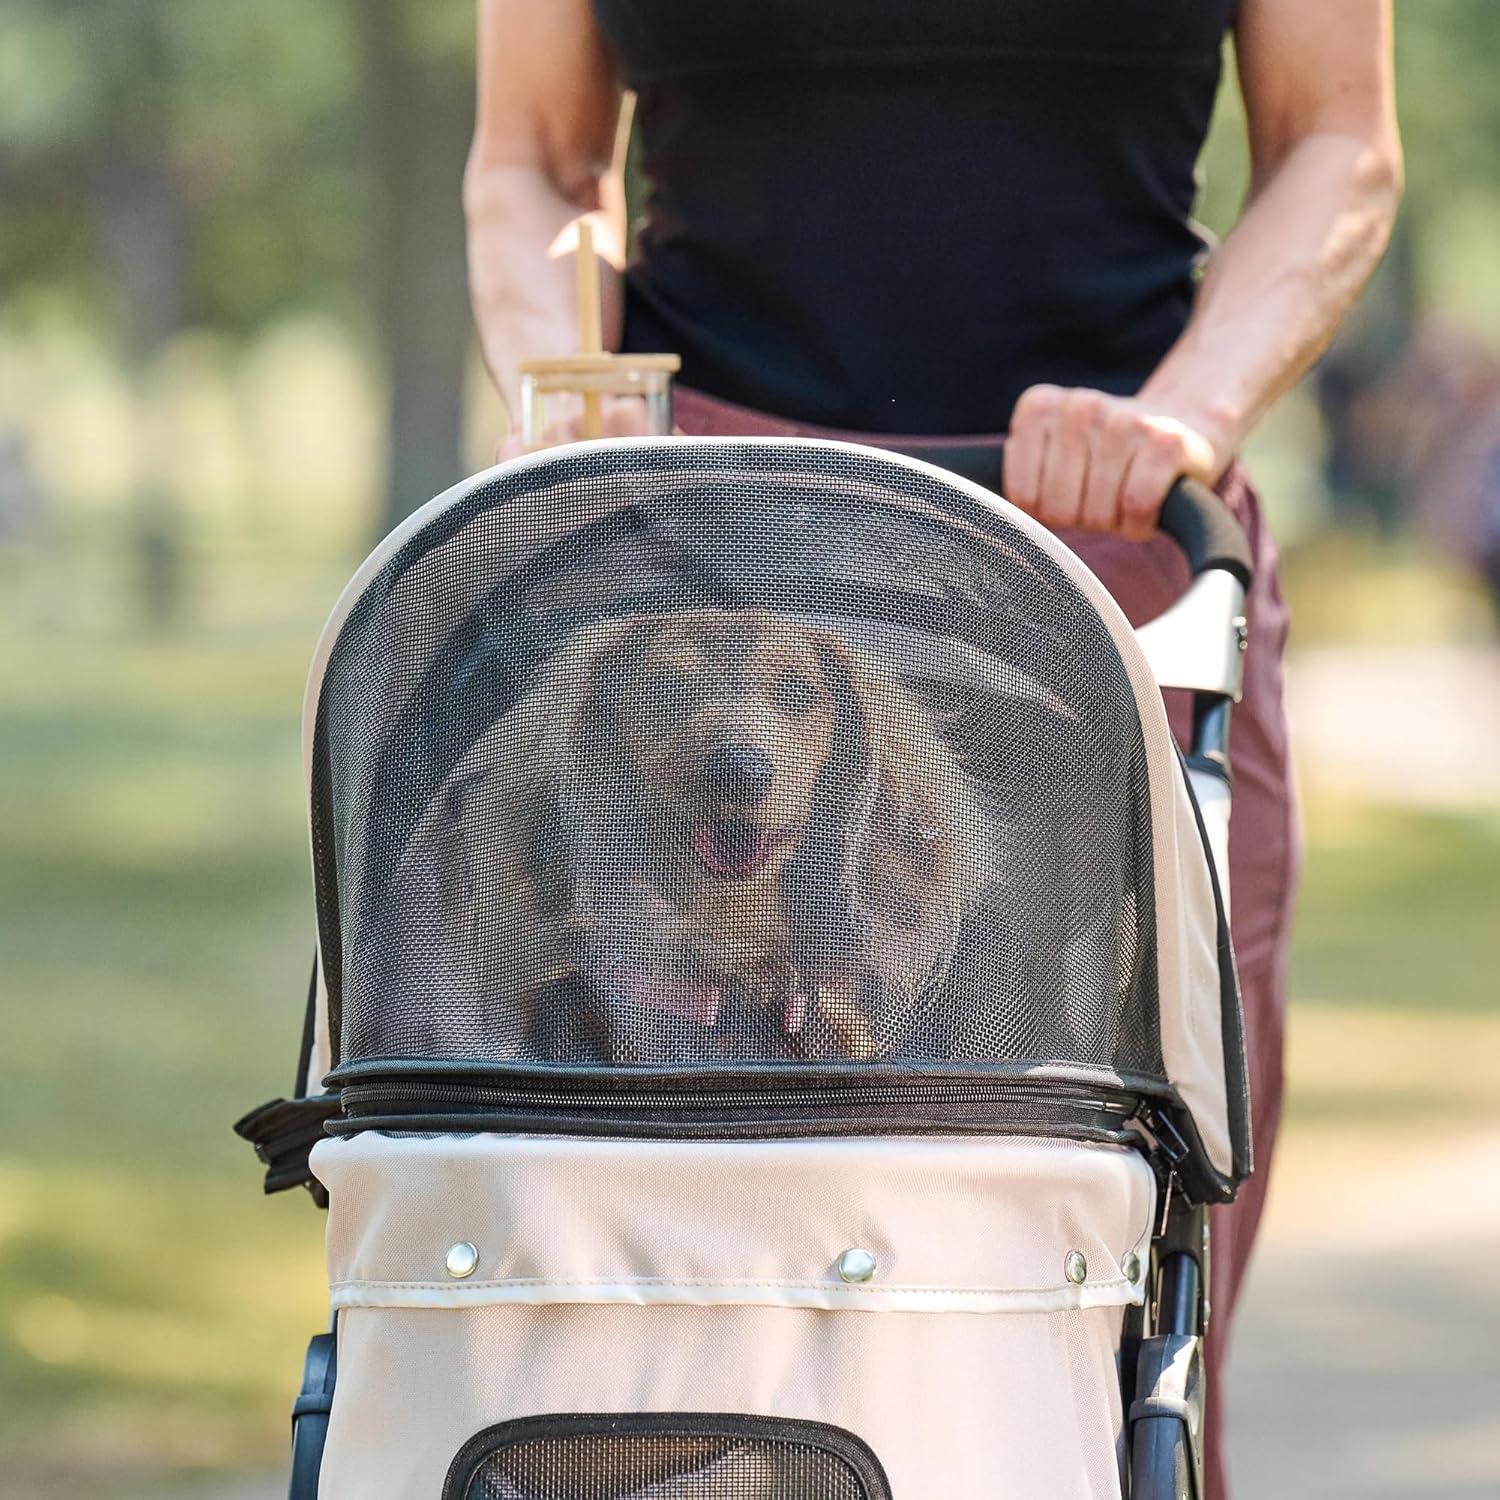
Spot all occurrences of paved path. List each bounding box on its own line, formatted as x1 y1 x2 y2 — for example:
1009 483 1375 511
1288 644 1500 806
1230 1247 1500 1498
1228 1125 1500 1498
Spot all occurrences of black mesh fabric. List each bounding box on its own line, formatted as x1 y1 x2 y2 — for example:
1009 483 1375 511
449 1416 887 1500
312 442 1166 1090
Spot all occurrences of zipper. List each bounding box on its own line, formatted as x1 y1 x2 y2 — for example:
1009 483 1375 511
334 1073 1143 1139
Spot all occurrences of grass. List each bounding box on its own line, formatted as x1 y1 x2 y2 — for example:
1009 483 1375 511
1 527 1497 1492
1282 798 1500 1125
1290 801 1500 1017
0 526 346 1491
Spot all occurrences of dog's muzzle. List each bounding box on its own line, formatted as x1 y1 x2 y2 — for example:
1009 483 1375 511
700 743 774 806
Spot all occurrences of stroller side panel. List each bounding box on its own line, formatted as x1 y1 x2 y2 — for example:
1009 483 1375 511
1186 765 1232 920
327 1302 1133 1498
312 1132 1154 1498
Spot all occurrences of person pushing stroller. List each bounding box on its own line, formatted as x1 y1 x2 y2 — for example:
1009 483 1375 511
463 4 1402 1492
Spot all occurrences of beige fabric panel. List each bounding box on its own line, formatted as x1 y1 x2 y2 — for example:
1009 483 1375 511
1187 767 1232 919
320 1298 1131 1499
1148 754 1232 1176
314 1132 1155 1316
313 1133 1150 1494
308 959 331 1089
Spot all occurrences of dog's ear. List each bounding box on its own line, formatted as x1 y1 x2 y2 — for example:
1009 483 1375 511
535 615 644 746
811 631 879 814
812 631 947 885
802 632 985 1002
779 634 878 977
509 614 650 909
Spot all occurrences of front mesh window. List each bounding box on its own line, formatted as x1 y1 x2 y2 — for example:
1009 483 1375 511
444 1414 890 1500
312 443 1163 1088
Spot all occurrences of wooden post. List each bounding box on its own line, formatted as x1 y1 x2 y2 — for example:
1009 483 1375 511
575 220 604 438
518 225 678 445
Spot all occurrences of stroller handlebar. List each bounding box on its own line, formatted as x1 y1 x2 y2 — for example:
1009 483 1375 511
892 441 1254 590
1155 476 1254 591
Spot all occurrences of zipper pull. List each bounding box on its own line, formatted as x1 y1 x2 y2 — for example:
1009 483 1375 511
1142 1104 1190 1234
1145 1103 1190 1168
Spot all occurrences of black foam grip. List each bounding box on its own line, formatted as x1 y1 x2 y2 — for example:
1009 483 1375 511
888 440 1254 588
1156 476 1254 589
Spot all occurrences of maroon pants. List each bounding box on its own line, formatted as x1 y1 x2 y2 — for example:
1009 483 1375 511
1060 467 1296 1500
676 386 1297 1500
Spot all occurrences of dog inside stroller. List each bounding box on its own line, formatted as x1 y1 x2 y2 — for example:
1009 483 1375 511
238 435 1253 1498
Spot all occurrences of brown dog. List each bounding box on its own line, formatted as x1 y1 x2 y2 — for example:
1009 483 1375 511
421 610 986 1063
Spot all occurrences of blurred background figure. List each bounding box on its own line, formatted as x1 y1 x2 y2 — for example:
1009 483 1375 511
1342 319 1500 618
0 3 1495 1498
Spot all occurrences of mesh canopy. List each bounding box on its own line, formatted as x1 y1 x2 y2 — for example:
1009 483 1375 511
450 1417 887 1500
310 441 1176 1096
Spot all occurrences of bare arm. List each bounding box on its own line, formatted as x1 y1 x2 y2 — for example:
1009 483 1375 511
463 0 627 436
1006 0 1403 538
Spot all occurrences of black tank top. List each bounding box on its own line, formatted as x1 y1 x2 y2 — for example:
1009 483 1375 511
596 0 1235 433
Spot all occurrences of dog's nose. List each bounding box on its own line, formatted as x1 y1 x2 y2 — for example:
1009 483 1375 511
701 744 774 806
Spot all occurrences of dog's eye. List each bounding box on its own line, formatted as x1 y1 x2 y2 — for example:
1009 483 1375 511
774 671 819 717
643 668 701 723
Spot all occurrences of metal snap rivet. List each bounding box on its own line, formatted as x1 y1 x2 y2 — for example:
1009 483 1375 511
837 1247 878 1284
1064 1250 1088 1285
1121 1253 1142 1284
445 1241 479 1279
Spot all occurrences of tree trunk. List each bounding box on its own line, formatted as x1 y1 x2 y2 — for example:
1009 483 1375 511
96 154 190 626
361 2 475 531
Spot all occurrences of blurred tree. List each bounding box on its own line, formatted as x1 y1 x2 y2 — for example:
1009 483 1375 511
355 0 474 528
1190 3 1500 529
1394 0 1500 227
1312 1 1500 527
3 0 1500 534
0 0 474 531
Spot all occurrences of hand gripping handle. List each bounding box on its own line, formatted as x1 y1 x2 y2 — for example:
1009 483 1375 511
891 440 1253 588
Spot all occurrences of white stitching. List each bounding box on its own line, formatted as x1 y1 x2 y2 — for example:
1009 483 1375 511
330 1275 1134 1295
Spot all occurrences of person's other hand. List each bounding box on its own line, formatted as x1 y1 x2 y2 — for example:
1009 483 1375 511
1004 386 1223 542
497 394 656 460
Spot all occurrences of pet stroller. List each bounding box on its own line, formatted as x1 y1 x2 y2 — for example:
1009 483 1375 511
238 435 1253 1499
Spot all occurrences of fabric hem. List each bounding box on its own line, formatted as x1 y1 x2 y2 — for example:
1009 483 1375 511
329 1278 1149 1315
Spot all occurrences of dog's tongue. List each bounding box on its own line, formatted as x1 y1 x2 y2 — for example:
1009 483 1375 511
693 820 773 877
